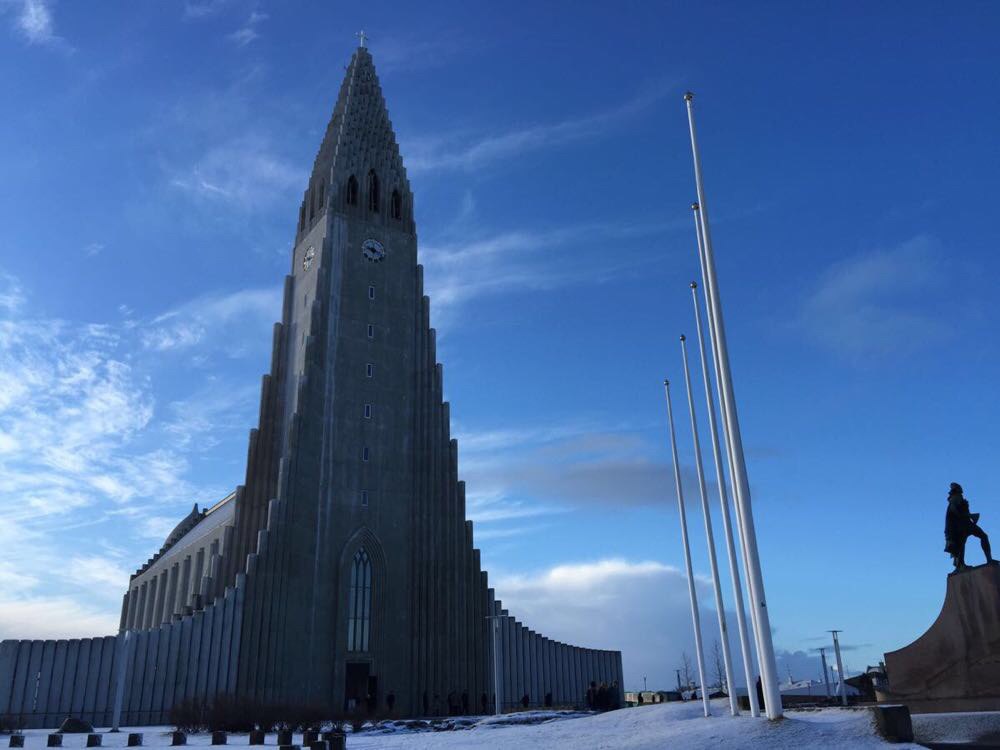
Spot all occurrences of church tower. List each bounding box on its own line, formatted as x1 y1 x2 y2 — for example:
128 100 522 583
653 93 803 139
223 41 486 714
226 42 430 712
0 43 624 726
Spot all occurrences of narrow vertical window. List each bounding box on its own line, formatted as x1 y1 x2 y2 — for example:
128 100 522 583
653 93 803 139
347 175 358 206
361 490 369 507
367 169 379 213
367 324 374 339
391 189 402 220
362 446 369 462
368 285 375 300
347 549 372 651
366 363 374 378
364 403 372 419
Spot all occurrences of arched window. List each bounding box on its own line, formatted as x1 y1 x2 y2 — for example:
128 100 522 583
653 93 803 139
390 189 402 220
347 175 358 206
347 548 372 652
367 170 379 213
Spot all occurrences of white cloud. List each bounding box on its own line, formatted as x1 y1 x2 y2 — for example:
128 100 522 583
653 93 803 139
0 271 249 638
421 220 673 331
797 235 951 358
0 271 24 311
182 0 230 20
0 596 119 640
404 84 672 174
494 558 740 691
2 0 69 50
66 555 131 593
140 286 281 354
168 135 304 211
227 10 267 47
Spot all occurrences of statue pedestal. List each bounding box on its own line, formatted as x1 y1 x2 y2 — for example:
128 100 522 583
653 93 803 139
882 562 1000 713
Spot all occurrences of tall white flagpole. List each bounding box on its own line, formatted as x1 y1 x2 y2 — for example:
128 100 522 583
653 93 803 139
830 630 848 706
820 647 831 699
663 379 711 718
684 91 782 719
688 279 759 717
692 205 764 686
691 203 762 716
679 335 739 716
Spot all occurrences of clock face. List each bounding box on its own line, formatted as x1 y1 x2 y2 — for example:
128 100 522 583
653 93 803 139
302 245 315 271
362 238 385 262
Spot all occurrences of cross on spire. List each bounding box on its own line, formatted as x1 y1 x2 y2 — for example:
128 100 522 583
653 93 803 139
356 30 368 48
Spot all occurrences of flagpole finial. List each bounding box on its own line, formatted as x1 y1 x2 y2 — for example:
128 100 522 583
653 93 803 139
356 30 368 48
664 378 670 387
680 334 686 342
691 202 700 211
684 91 695 102
690 281 698 290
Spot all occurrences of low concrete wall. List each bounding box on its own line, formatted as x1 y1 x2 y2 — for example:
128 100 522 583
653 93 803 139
0 577 244 728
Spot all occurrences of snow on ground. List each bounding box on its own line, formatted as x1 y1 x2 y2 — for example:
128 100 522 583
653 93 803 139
12 699 924 749
347 700 920 749
912 710 1000 745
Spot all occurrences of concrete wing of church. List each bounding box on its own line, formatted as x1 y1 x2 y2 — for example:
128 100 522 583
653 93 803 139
0 46 624 727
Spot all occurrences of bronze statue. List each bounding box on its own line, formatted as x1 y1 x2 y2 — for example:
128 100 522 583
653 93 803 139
945 482 994 571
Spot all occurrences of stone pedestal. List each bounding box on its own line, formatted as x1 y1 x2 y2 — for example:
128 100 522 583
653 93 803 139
870 705 913 743
883 562 1000 713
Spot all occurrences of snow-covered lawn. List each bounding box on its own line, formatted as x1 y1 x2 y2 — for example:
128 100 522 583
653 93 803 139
10 699 929 749
347 700 918 749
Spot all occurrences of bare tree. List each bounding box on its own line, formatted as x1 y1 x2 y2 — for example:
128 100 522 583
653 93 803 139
681 652 693 691
712 640 726 693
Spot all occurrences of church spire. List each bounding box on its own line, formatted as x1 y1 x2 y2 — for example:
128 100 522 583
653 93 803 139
296 44 411 240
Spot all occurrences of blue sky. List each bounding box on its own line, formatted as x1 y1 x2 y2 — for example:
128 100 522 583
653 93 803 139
2 0 1000 692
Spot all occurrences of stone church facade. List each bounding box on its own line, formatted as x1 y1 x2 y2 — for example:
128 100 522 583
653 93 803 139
0 45 623 726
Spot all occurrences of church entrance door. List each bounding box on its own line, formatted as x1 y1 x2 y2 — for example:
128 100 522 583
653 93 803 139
344 662 372 712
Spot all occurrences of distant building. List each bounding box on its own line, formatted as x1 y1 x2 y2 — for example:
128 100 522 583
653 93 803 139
625 690 682 706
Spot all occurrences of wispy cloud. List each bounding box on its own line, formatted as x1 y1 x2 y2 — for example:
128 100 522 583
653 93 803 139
0 271 267 638
227 10 267 47
0 271 24 311
183 0 230 20
404 83 673 174
421 218 677 331
168 135 304 211
370 31 469 75
140 286 281 355
3 0 66 48
456 420 712 541
797 235 952 359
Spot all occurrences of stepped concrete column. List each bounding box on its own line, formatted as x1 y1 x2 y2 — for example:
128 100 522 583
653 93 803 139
176 556 192 616
142 578 157 630
164 564 180 623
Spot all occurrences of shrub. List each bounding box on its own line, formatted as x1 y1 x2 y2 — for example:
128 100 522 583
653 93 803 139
0 715 25 735
169 699 207 733
170 696 332 734
276 704 327 732
206 695 257 733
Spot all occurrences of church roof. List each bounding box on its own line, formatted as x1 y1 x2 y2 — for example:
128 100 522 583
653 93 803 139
129 491 235 580
300 46 410 217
